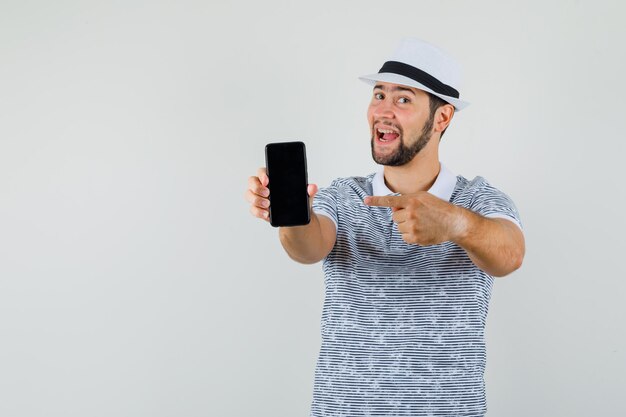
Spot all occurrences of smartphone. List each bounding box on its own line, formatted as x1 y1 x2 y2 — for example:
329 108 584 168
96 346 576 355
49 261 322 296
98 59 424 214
264 141 310 227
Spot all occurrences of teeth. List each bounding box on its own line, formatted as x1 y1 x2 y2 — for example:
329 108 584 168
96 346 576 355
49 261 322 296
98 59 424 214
377 128 397 134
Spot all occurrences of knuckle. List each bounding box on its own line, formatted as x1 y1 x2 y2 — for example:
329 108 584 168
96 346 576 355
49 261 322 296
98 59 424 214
244 189 255 203
250 206 268 220
248 175 260 187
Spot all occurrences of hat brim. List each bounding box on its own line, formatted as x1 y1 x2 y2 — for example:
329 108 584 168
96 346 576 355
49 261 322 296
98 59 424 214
359 72 470 111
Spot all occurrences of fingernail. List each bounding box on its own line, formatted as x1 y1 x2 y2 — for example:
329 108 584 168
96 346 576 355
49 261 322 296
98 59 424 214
261 200 269 208
263 211 269 218
262 189 269 197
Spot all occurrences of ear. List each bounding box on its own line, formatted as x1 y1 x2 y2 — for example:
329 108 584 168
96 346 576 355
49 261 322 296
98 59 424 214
434 104 455 134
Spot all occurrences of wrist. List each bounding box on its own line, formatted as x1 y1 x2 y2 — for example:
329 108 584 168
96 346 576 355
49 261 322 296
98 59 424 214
279 212 318 235
449 206 474 244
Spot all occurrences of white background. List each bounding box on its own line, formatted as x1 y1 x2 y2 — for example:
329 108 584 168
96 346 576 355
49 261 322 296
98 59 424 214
1 0 625 416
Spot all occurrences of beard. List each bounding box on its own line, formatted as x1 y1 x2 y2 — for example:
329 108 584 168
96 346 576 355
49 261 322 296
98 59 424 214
370 115 434 166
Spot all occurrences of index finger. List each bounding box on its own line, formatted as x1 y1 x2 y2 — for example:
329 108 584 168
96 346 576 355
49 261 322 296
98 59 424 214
363 195 407 208
248 175 269 197
257 167 269 187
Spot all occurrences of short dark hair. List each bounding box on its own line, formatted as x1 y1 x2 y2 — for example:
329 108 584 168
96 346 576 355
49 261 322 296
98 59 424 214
427 93 452 139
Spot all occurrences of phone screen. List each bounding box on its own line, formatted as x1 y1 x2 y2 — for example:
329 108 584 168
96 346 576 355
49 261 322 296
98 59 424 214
265 141 310 227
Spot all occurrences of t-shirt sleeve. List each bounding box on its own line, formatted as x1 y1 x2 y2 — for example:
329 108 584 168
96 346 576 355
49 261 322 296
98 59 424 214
469 178 524 232
312 182 339 232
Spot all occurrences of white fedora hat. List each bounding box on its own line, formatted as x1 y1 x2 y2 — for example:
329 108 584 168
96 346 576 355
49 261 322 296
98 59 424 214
359 38 470 111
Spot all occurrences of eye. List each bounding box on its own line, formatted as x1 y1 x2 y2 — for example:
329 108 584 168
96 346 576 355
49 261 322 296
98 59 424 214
374 92 384 100
398 97 410 104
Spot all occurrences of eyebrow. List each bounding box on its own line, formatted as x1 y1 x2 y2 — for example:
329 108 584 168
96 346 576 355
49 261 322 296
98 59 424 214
373 84 416 96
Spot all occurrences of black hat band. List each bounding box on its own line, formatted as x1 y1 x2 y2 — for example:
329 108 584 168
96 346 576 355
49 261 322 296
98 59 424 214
378 61 460 99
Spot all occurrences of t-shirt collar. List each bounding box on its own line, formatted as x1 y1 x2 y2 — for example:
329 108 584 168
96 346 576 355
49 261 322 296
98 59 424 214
372 162 457 201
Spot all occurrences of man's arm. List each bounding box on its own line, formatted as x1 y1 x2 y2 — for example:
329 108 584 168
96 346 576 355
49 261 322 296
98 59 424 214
246 167 336 264
364 193 525 277
452 208 525 277
279 213 336 264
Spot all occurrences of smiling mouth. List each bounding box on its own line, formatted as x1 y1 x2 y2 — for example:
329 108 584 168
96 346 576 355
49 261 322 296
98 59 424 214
376 127 400 143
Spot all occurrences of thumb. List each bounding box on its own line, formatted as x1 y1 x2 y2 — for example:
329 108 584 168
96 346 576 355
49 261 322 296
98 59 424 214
307 183 318 199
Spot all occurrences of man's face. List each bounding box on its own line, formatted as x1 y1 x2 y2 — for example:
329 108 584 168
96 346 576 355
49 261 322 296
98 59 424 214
367 81 434 166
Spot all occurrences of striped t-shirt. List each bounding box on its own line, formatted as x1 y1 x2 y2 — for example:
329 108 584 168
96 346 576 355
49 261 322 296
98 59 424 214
310 163 523 417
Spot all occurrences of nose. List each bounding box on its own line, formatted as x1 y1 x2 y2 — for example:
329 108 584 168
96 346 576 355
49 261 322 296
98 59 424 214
372 98 395 120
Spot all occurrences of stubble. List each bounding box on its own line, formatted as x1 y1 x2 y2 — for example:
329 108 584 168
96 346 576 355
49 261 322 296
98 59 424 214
371 115 435 166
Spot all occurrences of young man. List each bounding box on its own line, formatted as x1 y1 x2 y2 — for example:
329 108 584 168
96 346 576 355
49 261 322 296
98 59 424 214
245 38 525 417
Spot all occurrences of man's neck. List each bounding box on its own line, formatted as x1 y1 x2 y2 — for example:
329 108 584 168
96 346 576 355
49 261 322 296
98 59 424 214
382 145 441 195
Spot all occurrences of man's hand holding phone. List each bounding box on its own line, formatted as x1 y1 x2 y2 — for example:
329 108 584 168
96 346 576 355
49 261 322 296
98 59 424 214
245 141 335 263
245 167 318 223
